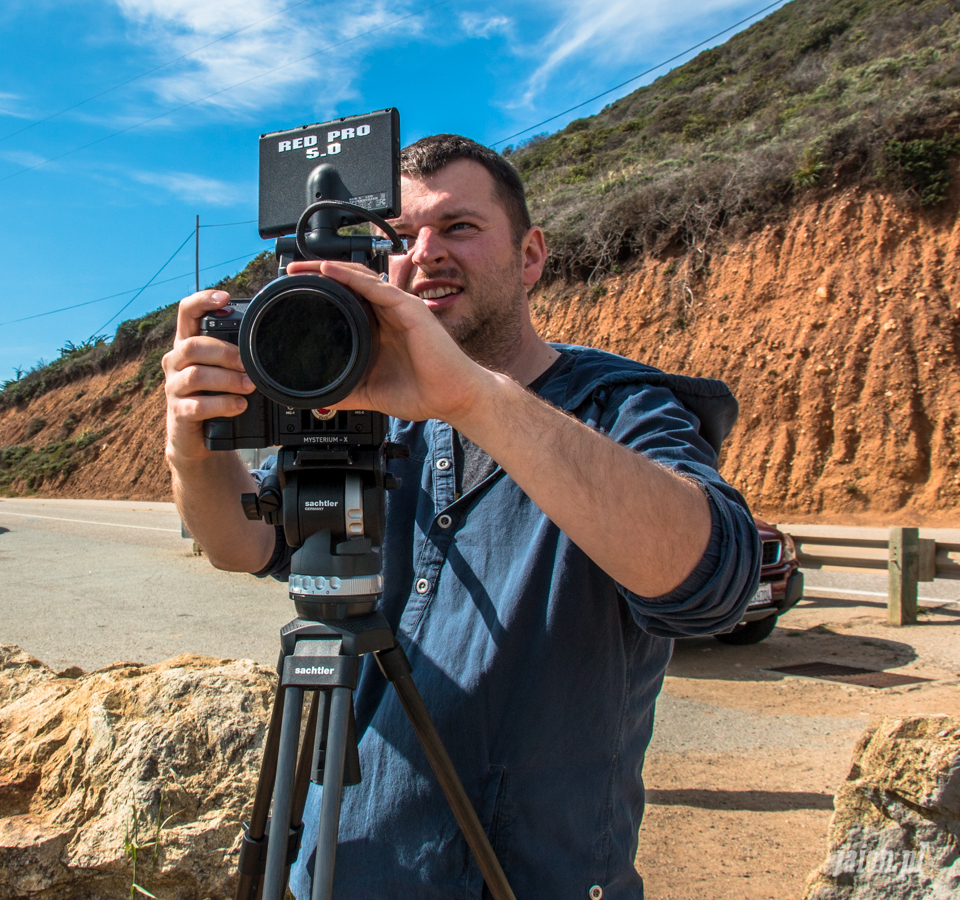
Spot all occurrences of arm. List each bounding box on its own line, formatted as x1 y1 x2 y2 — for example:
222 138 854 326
453 371 712 597
162 289 276 572
285 260 712 598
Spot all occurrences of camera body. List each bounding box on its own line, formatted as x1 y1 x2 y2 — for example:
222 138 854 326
200 108 402 453
201 299 386 451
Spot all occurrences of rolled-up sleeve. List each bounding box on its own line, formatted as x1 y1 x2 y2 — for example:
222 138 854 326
249 455 295 581
598 383 761 638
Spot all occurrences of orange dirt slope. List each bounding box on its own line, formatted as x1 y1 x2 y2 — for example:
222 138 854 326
531 185 960 525
1 185 958 523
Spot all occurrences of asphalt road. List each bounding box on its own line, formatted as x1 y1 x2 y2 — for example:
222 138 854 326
0 497 290 670
1 496 956 671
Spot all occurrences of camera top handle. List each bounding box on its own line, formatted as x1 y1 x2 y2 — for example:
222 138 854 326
294 199 406 262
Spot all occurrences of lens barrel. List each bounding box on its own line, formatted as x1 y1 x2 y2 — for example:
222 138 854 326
238 274 377 409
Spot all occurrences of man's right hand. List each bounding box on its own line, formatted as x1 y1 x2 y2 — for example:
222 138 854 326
162 289 256 466
162 289 273 574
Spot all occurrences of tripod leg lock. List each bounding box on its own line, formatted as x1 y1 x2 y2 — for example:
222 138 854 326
375 642 412 682
237 819 305 877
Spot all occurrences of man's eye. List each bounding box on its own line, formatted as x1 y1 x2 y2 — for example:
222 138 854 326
449 222 473 233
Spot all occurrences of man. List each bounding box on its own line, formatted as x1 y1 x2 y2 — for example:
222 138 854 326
163 135 759 899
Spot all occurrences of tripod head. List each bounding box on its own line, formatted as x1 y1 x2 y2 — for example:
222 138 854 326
241 413 408 621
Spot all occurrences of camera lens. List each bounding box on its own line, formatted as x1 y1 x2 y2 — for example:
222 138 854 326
254 290 354 393
239 274 376 408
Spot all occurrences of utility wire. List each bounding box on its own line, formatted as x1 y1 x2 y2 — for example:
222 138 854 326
0 0 453 184
491 0 790 147
89 230 197 339
199 219 257 228
0 0 317 145
0 249 266 327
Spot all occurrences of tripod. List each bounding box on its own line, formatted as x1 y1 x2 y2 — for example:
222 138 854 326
231 438 516 900
234 613 516 900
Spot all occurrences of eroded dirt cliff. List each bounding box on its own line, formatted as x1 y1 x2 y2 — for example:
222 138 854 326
531 185 960 524
1 186 958 523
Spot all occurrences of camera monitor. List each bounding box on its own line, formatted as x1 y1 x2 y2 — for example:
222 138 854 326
258 108 401 239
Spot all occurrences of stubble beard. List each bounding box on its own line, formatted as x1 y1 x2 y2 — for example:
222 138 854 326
415 264 527 372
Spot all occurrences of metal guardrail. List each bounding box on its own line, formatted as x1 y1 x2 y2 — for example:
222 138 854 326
776 525 960 625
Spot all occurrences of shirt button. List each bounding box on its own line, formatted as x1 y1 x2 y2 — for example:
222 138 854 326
589 887 603 900
436 458 451 471
437 514 453 529
415 578 430 594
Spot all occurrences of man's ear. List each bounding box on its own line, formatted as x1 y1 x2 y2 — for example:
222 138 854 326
521 226 547 288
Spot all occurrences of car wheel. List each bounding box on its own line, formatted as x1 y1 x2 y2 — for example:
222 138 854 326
714 614 778 645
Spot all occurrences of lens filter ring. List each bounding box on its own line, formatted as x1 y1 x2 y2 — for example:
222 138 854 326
238 273 375 408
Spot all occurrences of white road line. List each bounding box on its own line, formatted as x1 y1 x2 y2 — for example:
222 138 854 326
0 510 180 533
804 585 959 605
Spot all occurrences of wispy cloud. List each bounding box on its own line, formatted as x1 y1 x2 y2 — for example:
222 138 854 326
0 148 51 168
514 0 751 107
0 91 33 120
459 12 512 39
111 0 423 117
131 169 249 204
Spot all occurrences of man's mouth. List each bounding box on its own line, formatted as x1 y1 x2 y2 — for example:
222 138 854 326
414 283 463 308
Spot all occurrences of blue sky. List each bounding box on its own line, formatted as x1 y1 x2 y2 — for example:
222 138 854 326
0 0 789 383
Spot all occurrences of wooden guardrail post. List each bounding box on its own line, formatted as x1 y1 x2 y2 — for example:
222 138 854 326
888 527 919 626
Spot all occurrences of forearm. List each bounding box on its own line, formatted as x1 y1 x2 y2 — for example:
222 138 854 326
168 450 275 573
452 372 713 597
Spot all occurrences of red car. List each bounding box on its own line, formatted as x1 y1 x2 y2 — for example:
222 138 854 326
714 518 804 645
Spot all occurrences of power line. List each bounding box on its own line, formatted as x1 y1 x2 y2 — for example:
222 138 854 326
0 249 266 327
200 219 257 228
491 0 790 148
0 0 453 185
89 230 197 339
0 0 317 145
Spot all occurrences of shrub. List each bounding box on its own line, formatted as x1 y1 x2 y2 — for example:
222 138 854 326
25 417 46 438
884 135 960 205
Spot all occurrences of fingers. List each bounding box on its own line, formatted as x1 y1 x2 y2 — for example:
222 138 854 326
163 333 255 427
175 289 232 341
315 260 408 309
165 333 246 374
170 390 250 423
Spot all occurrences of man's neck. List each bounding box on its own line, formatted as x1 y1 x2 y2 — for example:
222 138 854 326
487 295 560 386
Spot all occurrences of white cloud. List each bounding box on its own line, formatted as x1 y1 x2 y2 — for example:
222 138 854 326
0 91 33 120
131 169 248 204
111 0 419 117
0 149 51 168
513 0 752 107
459 12 512 39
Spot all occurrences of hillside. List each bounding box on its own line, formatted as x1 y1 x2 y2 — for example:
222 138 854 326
2 0 960 524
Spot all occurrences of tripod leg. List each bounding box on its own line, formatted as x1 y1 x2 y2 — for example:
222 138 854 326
262 686 304 900
376 645 517 900
284 690 320 888
310 686 351 900
235 678 287 900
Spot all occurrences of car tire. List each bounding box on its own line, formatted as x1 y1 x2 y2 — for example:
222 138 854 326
714 613 778 645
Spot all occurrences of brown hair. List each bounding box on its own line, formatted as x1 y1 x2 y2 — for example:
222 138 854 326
400 134 532 246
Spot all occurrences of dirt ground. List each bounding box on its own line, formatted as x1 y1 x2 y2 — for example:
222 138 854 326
634 592 959 899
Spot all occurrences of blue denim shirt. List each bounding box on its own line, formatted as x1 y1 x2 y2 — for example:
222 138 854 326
258 345 760 900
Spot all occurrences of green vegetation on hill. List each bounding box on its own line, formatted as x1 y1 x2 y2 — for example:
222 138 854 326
6 0 960 407
0 252 275 409
507 0 960 279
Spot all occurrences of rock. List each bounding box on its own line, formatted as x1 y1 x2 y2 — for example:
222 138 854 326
802 715 960 900
0 646 275 900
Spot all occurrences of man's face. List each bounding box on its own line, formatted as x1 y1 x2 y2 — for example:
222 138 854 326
388 159 537 370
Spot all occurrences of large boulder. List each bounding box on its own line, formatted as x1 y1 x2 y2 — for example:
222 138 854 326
803 715 960 900
0 645 275 900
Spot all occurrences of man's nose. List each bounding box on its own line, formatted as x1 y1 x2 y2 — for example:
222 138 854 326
410 228 447 267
